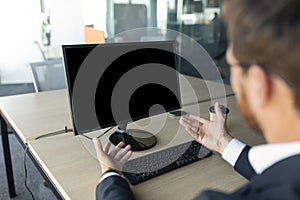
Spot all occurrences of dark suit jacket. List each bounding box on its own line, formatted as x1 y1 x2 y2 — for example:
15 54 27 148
96 174 135 200
96 146 300 200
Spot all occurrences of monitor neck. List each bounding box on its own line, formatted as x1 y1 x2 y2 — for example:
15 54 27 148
117 122 128 133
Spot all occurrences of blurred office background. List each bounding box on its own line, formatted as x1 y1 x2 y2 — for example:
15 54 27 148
0 0 229 97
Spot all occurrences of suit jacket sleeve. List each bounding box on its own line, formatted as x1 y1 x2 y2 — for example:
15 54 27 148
233 145 257 180
96 175 136 200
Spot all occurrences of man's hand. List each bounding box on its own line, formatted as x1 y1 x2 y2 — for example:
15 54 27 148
93 138 132 174
179 102 233 154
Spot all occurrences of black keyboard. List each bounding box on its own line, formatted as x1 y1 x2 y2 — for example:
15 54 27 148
123 140 212 185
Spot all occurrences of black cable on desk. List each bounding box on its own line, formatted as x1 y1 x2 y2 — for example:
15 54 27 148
35 125 114 140
34 126 73 140
24 146 36 200
81 126 114 140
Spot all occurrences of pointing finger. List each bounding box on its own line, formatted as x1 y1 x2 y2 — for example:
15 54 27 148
214 102 224 119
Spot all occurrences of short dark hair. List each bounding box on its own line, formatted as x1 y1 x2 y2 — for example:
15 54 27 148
222 0 300 110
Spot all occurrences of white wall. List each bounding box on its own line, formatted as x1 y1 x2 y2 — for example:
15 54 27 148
0 0 41 83
82 0 107 35
0 0 84 84
48 0 84 46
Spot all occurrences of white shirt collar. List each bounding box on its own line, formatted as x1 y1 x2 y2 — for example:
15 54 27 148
249 141 300 174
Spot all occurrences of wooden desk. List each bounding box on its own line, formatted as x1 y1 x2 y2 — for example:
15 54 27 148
179 75 233 106
0 76 233 143
27 96 264 200
0 89 71 197
0 76 234 198
0 76 232 143
0 90 71 143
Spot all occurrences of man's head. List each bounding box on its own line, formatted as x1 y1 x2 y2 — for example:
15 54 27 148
222 0 300 142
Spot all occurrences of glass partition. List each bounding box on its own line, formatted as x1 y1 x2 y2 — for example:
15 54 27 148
105 0 229 83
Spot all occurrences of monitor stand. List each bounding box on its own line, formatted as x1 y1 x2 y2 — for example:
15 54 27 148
109 123 157 151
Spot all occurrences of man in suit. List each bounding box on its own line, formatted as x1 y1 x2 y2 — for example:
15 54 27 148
93 0 300 199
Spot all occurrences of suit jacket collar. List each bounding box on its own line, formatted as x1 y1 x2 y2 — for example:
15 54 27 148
250 154 300 189
249 141 300 174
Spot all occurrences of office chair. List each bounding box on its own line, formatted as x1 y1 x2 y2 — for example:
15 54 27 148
114 4 147 34
28 59 66 93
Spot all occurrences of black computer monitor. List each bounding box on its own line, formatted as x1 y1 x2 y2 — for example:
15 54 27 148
62 41 181 151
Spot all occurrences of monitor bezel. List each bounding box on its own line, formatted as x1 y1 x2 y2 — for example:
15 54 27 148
62 40 182 135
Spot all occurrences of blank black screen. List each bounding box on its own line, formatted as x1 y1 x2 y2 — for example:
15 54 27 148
62 41 181 135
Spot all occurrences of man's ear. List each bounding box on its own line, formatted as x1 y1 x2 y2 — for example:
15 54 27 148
246 65 272 109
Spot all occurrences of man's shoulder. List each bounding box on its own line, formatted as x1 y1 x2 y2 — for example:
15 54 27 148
242 154 300 199
254 154 300 184
194 154 300 200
